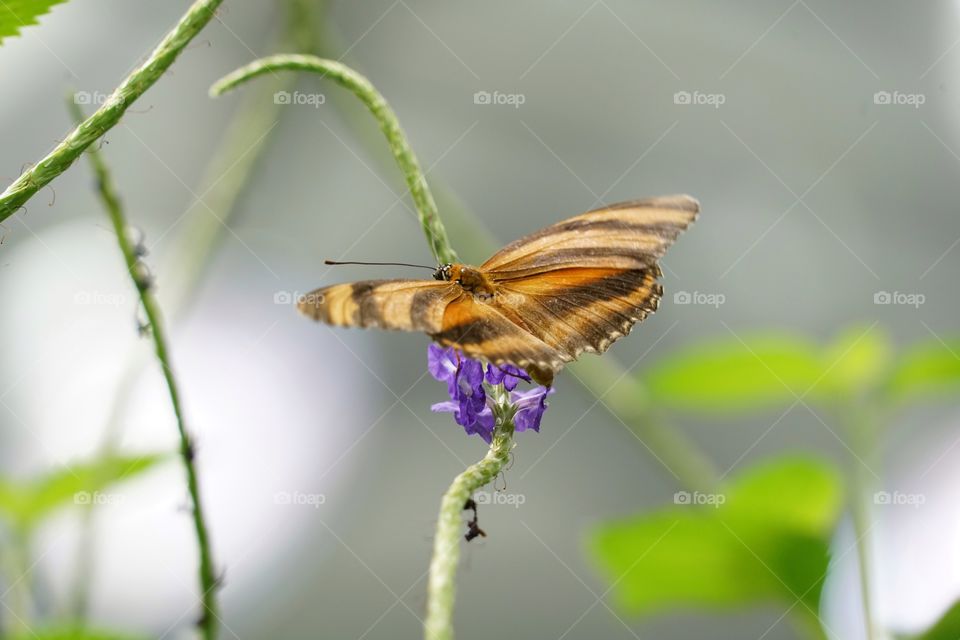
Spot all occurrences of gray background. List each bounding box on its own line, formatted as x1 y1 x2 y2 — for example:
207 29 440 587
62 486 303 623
1 1 959 639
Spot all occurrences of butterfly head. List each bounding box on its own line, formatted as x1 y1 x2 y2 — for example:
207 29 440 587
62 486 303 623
433 264 453 281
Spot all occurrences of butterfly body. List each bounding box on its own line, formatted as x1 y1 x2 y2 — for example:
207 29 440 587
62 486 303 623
299 195 699 386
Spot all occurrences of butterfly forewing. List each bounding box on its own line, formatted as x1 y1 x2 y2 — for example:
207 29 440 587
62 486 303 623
481 195 698 279
297 279 457 332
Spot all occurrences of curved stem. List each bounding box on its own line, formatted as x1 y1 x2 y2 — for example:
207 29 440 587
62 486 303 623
426 388 515 640
209 54 458 265
0 0 224 224
69 102 220 640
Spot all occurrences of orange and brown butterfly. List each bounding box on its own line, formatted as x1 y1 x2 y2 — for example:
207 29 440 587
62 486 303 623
298 195 699 387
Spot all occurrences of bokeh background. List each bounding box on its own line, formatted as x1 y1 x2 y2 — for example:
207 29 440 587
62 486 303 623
1 1 959 638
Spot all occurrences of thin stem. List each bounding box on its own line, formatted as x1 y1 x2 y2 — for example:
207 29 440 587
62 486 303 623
425 387 515 640
70 3 314 620
69 102 220 640
209 54 458 265
845 403 879 640
0 0 224 224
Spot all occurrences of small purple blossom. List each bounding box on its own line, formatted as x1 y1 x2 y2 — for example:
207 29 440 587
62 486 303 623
484 363 530 391
511 386 553 433
428 344 552 443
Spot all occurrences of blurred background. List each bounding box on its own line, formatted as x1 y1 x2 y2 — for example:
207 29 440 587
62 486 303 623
0 1 959 638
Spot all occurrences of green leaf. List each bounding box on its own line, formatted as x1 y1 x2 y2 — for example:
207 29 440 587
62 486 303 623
0 0 72 45
901 600 960 640
816 325 892 398
644 335 822 412
0 453 169 528
887 339 960 402
589 457 843 616
13 626 150 640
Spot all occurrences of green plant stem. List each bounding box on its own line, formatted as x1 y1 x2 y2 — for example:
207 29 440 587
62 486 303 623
0 0 224 224
209 54 458 265
425 387 516 640
69 3 317 621
69 102 220 640
845 403 879 640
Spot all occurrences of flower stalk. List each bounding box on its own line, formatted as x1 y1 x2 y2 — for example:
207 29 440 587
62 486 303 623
209 54 458 265
0 0 224 224
425 384 515 640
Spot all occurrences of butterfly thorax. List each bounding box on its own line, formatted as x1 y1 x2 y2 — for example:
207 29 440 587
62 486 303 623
437 263 496 299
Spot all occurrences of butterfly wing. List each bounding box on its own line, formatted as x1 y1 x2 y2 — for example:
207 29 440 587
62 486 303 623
297 279 459 332
299 278 565 384
478 195 698 369
481 195 699 279
430 291 567 386
493 266 664 360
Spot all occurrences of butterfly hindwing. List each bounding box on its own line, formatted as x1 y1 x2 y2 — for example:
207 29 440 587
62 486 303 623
492 266 663 360
430 292 566 386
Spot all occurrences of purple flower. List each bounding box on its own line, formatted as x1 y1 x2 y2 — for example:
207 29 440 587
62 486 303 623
431 401 496 444
511 386 553 433
485 363 530 391
428 345 552 442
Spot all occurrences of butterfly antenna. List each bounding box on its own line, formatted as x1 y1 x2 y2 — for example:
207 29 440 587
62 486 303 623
324 259 437 271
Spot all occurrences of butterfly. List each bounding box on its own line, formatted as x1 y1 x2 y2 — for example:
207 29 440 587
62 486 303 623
298 195 699 387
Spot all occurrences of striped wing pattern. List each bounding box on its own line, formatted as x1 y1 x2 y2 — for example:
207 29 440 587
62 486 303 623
298 195 698 385
297 279 458 333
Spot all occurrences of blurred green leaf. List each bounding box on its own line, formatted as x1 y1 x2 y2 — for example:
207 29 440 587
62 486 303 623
0 453 169 528
644 335 822 412
13 626 150 640
887 339 960 402
900 600 960 640
0 0 71 45
589 457 843 616
816 325 892 398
